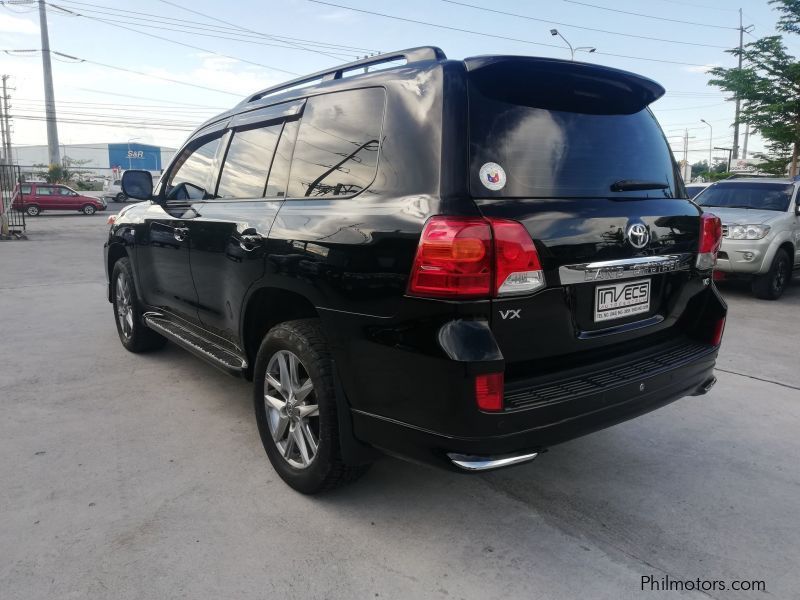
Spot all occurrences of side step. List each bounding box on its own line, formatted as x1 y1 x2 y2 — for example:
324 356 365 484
143 313 248 377
447 451 539 472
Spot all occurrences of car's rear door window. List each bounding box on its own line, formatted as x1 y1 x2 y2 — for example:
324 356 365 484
216 123 283 199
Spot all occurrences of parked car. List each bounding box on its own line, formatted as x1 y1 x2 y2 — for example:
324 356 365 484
693 178 800 299
105 48 726 493
12 182 107 216
103 178 126 202
685 182 710 198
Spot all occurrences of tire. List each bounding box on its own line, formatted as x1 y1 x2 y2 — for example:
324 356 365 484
752 249 791 300
253 319 370 494
111 257 167 352
115 193 126 202
82 204 96 215
26 205 40 217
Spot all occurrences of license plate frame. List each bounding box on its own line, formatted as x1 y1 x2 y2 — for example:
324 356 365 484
594 278 651 323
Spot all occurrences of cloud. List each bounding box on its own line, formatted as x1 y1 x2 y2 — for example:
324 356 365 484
0 14 38 34
684 64 718 74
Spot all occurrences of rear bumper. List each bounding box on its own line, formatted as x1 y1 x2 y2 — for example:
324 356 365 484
352 346 717 471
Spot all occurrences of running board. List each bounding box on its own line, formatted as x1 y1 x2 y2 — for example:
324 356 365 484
143 313 248 377
447 451 539 471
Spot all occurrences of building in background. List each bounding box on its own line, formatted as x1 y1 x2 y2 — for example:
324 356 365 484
10 142 176 180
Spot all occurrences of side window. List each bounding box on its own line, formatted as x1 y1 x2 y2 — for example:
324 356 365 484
37 186 52 195
266 120 299 198
287 88 384 198
20 184 31 194
216 124 282 199
166 136 222 200
58 187 72 195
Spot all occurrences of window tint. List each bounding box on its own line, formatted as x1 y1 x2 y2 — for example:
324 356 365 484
217 124 282 199
469 86 678 199
266 120 298 198
37 186 53 195
19 184 31 194
58 187 72 195
695 182 793 212
288 88 384 198
167 136 222 199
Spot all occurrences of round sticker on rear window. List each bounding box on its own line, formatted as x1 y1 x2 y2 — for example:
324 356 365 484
479 162 506 191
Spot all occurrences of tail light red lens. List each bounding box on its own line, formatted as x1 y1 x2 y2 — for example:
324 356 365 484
475 372 504 411
407 217 492 298
697 213 722 270
710 316 725 346
488 218 545 296
408 216 544 299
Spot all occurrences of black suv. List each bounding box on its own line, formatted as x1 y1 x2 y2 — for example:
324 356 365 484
105 47 726 493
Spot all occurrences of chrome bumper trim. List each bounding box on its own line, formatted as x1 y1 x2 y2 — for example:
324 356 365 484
558 253 693 285
447 451 539 471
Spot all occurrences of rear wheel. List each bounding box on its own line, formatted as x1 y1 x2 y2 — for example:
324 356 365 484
111 257 166 352
253 319 370 494
26 205 40 217
82 204 96 215
752 249 791 300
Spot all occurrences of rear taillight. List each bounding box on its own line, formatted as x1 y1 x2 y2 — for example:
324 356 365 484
697 213 722 270
407 217 492 298
488 218 545 296
475 372 504 411
408 216 544 299
710 316 725 346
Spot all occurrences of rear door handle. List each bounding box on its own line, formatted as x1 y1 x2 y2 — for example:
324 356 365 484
239 232 264 250
174 227 189 242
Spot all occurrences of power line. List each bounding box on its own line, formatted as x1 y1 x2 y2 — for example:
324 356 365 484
441 0 729 49
49 0 377 53
77 87 225 108
46 2 301 75
649 0 737 12
155 0 351 61
562 1 738 30
306 0 715 67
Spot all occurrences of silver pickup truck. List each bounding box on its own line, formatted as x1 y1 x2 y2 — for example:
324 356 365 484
694 178 800 299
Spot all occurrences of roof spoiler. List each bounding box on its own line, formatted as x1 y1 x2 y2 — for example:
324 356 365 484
465 56 665 115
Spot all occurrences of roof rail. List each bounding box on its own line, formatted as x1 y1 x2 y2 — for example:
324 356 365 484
241 46 446 105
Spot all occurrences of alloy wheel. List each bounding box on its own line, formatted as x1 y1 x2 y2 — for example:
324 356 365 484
115 273 134 340
264 350 319 469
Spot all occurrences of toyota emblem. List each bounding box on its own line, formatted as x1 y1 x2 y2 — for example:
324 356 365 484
626 223 650 249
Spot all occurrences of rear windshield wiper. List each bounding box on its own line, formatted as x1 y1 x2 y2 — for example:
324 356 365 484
610 180 670 192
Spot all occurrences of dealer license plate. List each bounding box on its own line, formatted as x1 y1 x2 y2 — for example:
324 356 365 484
594 278 651 322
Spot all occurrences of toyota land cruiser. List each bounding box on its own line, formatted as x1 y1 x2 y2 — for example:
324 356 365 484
105 48 726 493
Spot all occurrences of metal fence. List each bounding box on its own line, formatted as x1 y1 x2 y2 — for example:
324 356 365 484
0 163 25 234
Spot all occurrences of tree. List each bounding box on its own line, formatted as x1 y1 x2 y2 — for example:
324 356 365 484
708 0 800 176
32 156 91 183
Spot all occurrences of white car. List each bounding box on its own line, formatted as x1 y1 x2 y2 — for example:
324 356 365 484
102 178 126 202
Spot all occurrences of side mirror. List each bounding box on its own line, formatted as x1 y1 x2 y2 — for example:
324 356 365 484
121 170 153 200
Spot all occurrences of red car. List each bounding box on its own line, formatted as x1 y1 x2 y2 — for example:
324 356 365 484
11 182 107 216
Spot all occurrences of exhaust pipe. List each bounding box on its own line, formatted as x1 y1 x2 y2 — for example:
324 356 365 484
691 376 717 396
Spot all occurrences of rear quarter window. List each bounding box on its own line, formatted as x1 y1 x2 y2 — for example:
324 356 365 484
287 87 385 198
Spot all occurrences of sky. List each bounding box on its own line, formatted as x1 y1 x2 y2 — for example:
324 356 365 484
0 0 793 165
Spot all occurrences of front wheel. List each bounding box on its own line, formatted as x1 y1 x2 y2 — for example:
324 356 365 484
82 204 96 215
115 193 126 202
111 257 166 352
253 319 370 494
752 249 791 300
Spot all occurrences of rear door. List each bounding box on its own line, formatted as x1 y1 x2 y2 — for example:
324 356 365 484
465 57 702 370
35 185 58 210
187 102 302 345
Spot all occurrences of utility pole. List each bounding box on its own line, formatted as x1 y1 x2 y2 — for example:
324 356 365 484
0 83 6 163
732 10 754 160
1 75 11 162
742 121 750 160
38 0 60 166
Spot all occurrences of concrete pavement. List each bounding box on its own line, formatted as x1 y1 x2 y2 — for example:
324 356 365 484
1 211 798 600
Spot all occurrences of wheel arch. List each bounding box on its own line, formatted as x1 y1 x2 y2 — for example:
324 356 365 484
241 287 320 377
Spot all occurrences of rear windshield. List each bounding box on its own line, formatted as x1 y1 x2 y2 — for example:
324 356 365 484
694 182 793 212
469 86 679 199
